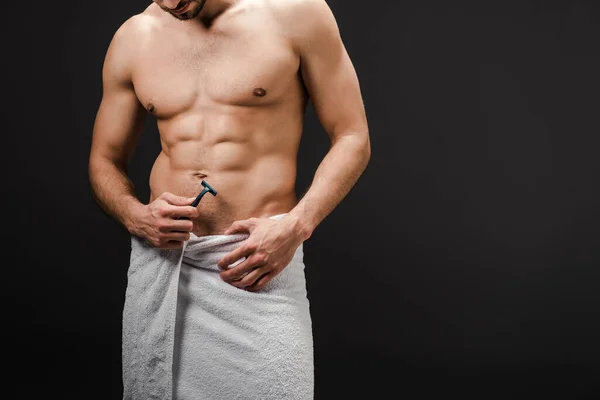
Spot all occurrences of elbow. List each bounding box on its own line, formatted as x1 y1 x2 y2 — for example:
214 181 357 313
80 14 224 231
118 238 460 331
88 156 105 192
88 154 106 182
343 130 371 170
88 154 123 192
89 151 126 175
359 131 371 168
88 155 99 181
331 127 371 166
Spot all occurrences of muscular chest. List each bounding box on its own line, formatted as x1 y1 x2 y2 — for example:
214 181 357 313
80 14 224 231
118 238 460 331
132 20 300 117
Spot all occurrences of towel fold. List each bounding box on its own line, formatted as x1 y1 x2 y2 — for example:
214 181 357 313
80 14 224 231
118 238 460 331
122 213 314 400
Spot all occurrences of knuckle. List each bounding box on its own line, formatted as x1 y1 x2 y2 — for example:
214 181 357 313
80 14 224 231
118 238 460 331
258 278 270 289
160 235 171 244
220 272 232 281
254 253 268 264
240 278 252 287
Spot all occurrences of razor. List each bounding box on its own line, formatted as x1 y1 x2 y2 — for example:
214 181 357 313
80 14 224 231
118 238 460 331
191 180 217 207
178 180 217 220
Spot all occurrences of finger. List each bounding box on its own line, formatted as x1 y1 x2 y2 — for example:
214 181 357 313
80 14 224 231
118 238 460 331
245 272 273 292
231 266 267 288
163 231 191 242
220 254 263 282
163 205 200 219
158 220 194 233
161 192 196 206
217 244 254 270
224 219 253 235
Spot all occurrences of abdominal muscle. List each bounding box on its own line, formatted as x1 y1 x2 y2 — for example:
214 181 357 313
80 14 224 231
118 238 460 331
148 106 302 236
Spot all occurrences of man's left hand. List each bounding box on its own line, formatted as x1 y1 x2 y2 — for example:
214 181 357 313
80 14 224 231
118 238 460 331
218 217 304 292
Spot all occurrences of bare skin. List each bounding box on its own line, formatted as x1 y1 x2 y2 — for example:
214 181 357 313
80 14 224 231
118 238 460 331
89 0 370 291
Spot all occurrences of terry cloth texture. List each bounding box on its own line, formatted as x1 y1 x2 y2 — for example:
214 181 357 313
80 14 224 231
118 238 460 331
122 213 314 400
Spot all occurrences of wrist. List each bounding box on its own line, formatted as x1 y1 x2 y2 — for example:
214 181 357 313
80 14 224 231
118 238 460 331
283 213 314 242
123 200 146 236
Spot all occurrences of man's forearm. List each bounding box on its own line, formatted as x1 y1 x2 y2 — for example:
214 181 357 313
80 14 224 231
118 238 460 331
285 132 371 240
89 158 144 233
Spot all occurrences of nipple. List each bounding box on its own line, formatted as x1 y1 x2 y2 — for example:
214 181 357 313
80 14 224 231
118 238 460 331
253 88 267 97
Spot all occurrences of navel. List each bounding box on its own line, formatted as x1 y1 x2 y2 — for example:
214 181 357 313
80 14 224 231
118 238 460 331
191 172 208 179
253 87 267 97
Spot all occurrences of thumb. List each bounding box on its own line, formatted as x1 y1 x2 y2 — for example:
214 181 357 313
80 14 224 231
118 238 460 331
161 192 195 206
224 219 252 235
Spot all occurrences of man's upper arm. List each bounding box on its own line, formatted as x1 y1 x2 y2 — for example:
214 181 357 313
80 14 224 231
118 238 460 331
287 0 369 140
90 18 146 167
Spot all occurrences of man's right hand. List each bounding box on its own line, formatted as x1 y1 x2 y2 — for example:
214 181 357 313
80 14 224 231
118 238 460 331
132 192 200 249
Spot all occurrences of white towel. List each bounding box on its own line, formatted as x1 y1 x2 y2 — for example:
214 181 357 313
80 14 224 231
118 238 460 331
122 213 314 400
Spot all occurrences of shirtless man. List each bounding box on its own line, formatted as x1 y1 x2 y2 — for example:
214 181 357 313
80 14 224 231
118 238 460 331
89 0 369 398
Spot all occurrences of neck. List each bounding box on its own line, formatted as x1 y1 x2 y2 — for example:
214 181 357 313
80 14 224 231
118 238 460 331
197 0 236 25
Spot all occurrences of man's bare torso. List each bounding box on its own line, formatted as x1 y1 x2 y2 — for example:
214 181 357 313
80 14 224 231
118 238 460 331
131 1 307 235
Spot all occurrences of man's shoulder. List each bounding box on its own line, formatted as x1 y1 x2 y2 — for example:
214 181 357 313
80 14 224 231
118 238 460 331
265 0 334 39
103 7 163 76
267 0 329 22
112 5 161 48
264 0 336 49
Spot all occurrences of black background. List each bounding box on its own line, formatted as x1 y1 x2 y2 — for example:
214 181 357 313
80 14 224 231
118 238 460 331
3 0 600 398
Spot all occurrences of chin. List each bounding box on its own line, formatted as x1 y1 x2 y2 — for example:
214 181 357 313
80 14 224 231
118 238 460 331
171 1 205 20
